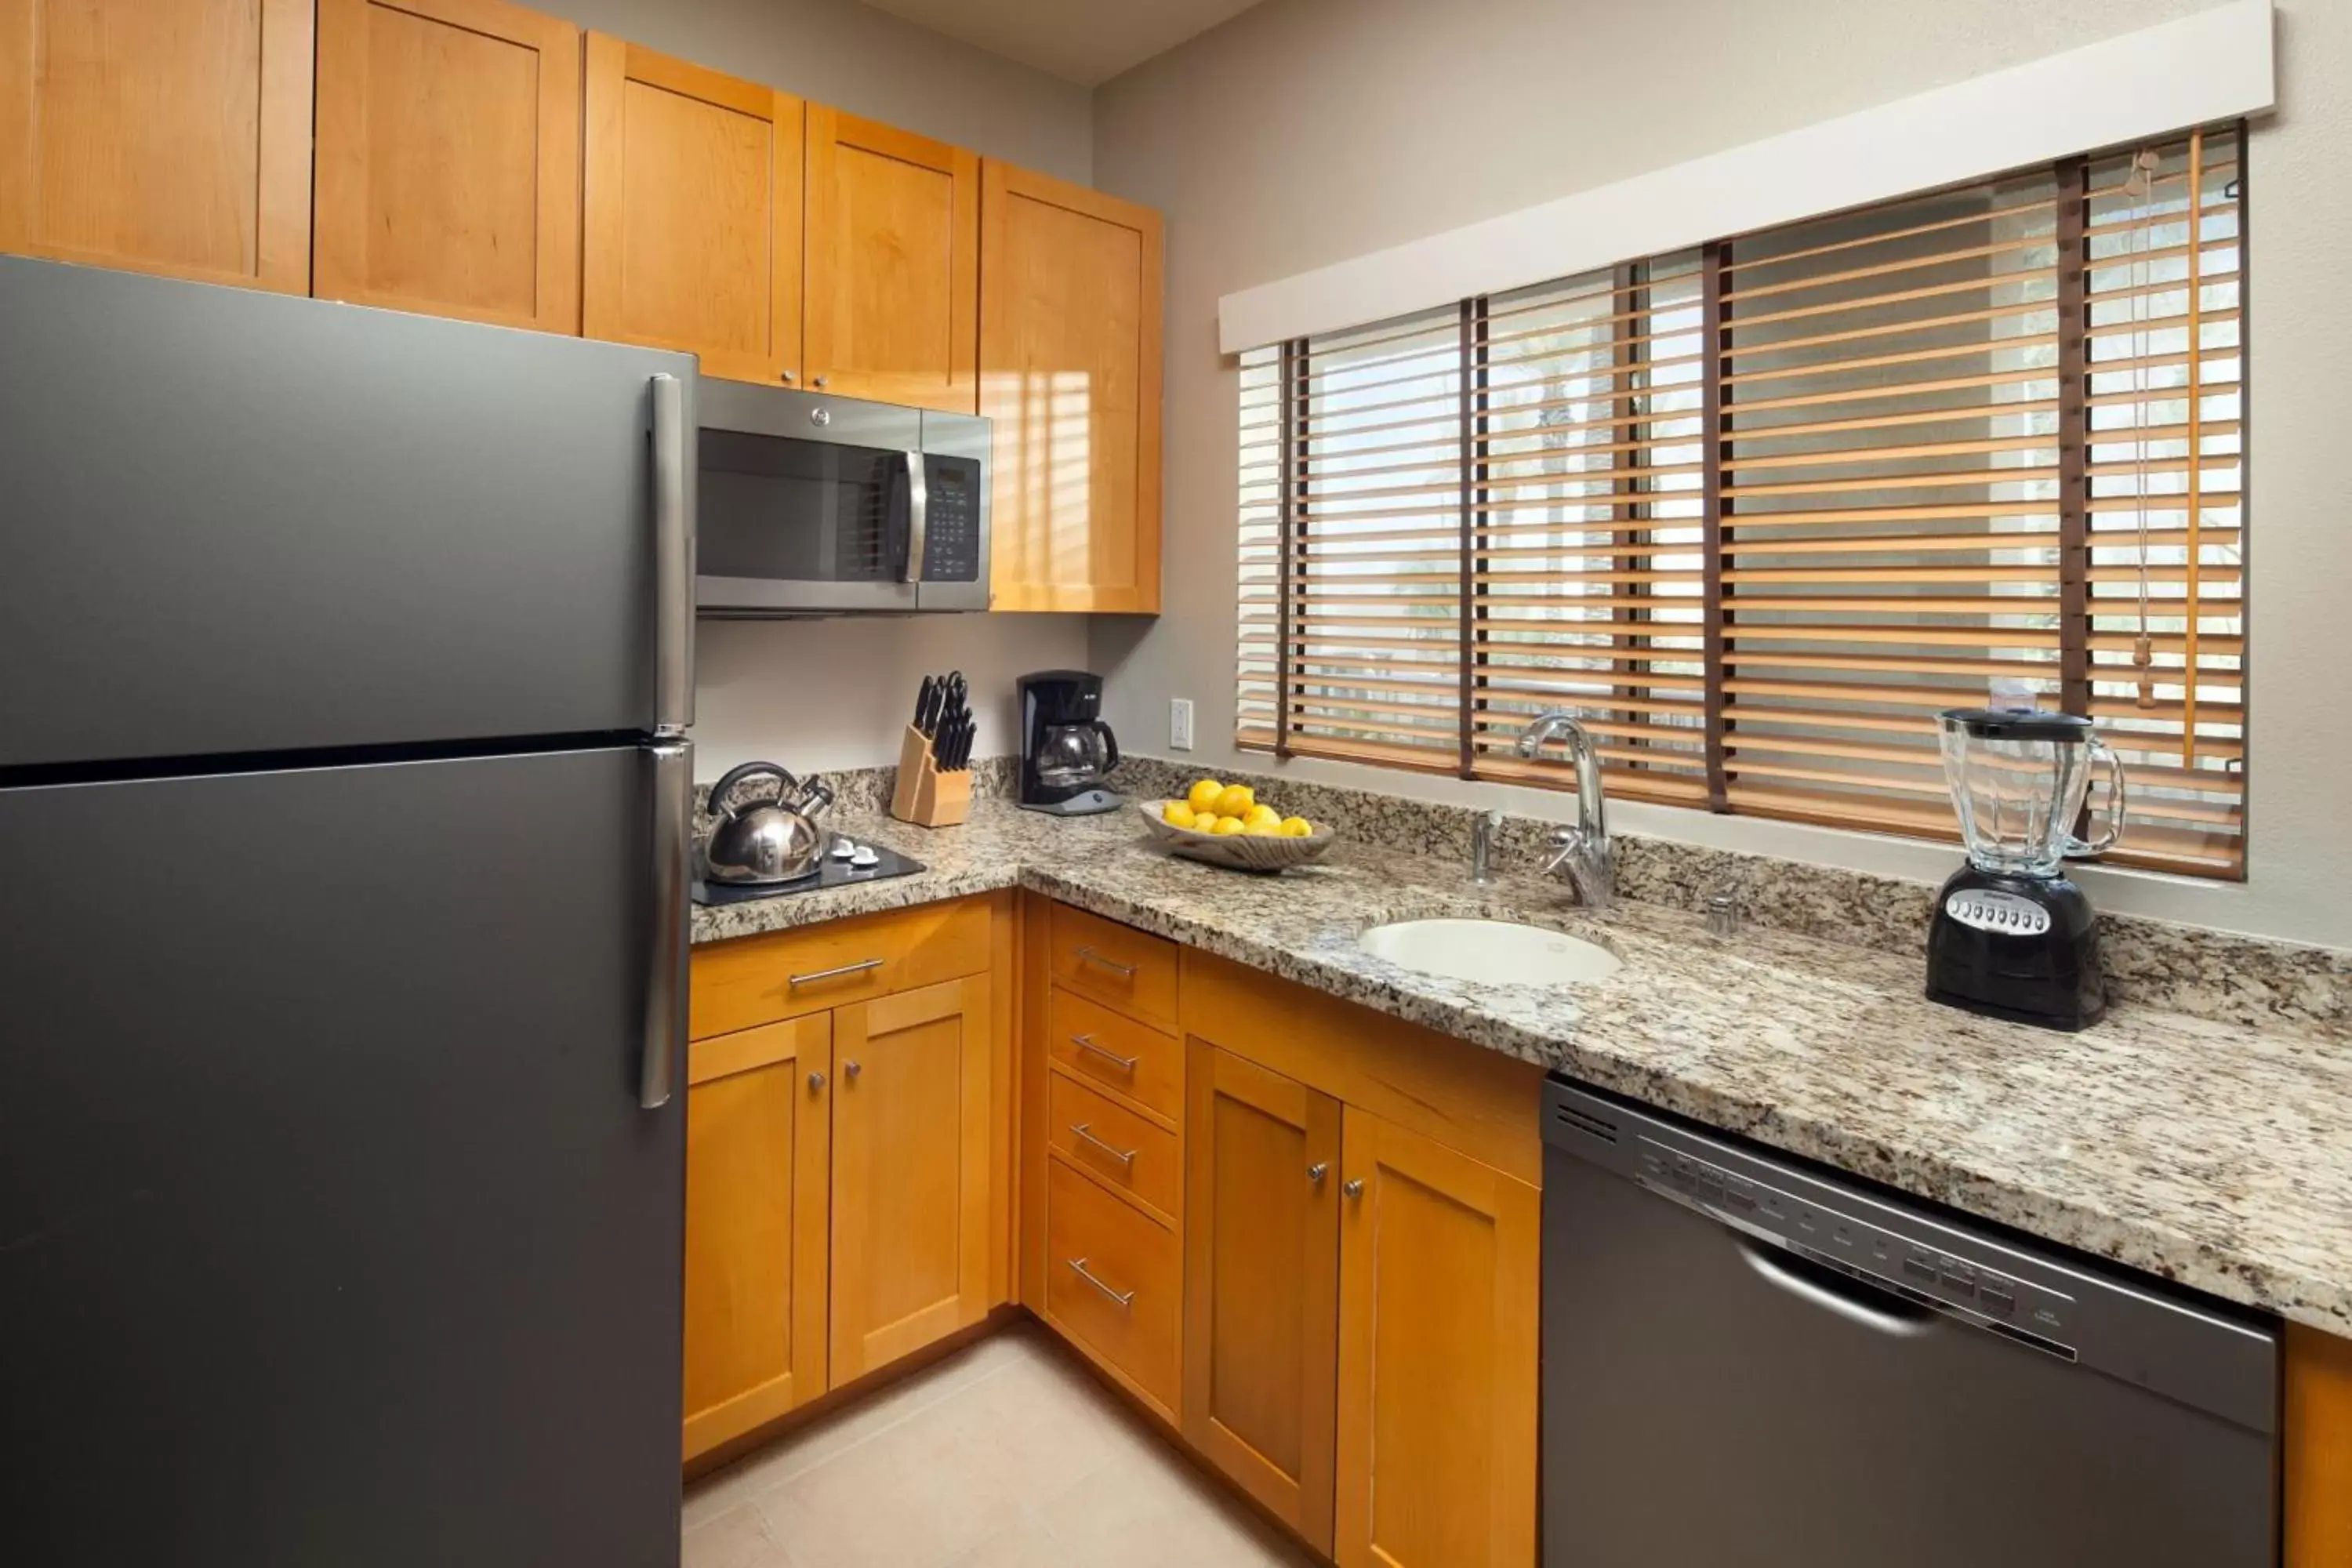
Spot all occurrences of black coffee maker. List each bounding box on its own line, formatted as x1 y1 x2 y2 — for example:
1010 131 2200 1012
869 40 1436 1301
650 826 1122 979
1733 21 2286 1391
1925 708 2129 1031
1018 670 1121 815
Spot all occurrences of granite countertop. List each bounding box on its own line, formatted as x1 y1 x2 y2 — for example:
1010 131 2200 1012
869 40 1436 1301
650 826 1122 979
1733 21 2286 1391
693 799 2352 1340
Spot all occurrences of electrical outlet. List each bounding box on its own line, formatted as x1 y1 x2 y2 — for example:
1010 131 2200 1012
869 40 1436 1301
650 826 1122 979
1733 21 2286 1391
1169 697 1195 751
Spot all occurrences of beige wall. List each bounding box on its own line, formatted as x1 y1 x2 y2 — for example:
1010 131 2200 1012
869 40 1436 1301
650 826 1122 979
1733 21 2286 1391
1091 0 2352 948
542 0 1095 774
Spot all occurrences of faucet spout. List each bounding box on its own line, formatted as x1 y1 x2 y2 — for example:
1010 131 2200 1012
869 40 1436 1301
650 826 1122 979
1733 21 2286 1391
1515 710 1614 910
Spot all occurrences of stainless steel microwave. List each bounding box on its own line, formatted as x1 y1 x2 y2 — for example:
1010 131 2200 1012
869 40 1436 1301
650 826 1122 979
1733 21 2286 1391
694 382 990 615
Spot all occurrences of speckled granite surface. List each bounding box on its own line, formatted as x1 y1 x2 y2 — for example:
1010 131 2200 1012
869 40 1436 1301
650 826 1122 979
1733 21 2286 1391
691 792 2352 1338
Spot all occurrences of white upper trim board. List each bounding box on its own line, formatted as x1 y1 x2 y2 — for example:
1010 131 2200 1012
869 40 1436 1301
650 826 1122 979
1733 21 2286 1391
1217 0 2275 354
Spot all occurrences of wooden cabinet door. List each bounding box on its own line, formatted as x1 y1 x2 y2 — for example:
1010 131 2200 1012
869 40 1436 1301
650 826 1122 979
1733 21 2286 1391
1182 1043 1341 1555
2288 1322 2352 1566
682 1015 831 1461
803 104 978 413
831 973 992 1381
582 34 803 387
1334 1107 1538 1568
980 162 1163 613
313 0 580 331
0 0 313 292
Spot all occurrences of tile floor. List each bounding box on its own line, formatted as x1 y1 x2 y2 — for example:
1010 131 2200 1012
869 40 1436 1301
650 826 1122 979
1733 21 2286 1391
682 1322 1321 1568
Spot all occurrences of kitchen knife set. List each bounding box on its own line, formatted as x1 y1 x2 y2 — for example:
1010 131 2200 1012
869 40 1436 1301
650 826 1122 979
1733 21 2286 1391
891 670 975 829
913 670 975 773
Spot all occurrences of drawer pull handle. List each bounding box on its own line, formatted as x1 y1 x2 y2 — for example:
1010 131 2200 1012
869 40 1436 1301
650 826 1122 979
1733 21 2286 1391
1069 1123 1138 1168
789 957 884 988
1065 1256 1134 1308
1073 945 1138 978
1071 1033 1139 1074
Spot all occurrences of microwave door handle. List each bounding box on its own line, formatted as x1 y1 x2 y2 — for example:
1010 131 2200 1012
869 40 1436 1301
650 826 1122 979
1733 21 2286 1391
901 449 929 584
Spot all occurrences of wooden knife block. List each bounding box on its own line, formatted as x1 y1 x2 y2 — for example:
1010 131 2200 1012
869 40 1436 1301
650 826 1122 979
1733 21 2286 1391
890 724 970 828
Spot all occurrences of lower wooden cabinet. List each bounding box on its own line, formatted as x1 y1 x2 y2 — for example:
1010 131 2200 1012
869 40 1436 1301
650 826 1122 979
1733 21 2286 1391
830 973 995 1382
1182 1043 1341 1555
681 1014 831 1461
1334 1107 1540 1568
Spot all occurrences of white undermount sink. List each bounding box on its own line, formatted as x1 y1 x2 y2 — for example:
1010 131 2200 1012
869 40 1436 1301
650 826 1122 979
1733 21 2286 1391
1357 918 1622 986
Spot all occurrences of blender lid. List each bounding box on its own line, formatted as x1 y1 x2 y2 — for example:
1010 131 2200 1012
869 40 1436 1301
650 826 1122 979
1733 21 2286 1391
1939 707 2096 741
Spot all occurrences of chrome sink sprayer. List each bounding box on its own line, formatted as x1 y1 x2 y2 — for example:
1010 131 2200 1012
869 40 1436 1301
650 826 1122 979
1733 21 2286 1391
1515 711 1614 912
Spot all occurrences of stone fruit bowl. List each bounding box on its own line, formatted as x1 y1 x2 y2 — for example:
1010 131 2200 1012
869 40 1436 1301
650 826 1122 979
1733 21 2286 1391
1136 801 1337 873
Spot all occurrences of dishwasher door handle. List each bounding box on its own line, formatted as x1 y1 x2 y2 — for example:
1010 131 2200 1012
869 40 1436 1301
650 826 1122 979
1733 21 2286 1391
1736 1238 1936 1339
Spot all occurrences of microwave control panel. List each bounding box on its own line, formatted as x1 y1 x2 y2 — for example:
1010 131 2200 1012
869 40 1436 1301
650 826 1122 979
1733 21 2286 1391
922 456 982 582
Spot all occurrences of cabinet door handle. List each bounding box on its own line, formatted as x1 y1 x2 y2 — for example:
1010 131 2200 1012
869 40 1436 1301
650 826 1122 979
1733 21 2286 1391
844 1060 862 1080
808 1070 826 1091
1344 1179 1365 1200
1065 1257 1134 1308
789 957 884 988
813 374 829 389
1072 945 1137 978
1308 1162 1328 1185
1069 1123 1137 1168
1070 1033 1139 1074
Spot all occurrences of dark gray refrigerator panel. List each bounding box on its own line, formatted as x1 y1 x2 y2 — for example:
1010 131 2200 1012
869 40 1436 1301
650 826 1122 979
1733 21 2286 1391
0 748 684 1566
0 256 695 768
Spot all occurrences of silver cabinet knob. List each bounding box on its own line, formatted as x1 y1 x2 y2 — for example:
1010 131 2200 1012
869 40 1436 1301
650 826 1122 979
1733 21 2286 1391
1343 1179 1365 1200
808 1070 826 1091
844 1060 862 1080
813 374 829 388
1308 1162 1328 1185
779 368 797 384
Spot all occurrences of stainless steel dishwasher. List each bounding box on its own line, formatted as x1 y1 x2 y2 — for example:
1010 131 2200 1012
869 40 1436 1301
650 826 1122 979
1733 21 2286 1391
1541 1078 2279 1567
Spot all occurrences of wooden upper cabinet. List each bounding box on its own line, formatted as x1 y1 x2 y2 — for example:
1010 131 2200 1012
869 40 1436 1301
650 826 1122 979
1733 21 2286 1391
830 973 993 1384
681 1015 831 1462
804 104 978 414
0 0 314 292
1183 1043 1341 1556
313 0 580 331
583 34 803 387
1334 1107 1538 1568
981 162 1164 614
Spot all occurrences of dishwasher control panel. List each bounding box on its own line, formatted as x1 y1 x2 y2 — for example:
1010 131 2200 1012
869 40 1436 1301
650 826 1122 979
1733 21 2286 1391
1633 1136 2078 1353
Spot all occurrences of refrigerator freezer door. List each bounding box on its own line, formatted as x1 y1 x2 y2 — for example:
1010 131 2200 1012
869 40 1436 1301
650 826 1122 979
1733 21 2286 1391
0 256 696 768
0 748 683 1566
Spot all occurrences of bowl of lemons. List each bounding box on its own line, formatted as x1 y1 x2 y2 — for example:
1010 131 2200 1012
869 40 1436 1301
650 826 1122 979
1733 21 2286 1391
1138 779 1334 873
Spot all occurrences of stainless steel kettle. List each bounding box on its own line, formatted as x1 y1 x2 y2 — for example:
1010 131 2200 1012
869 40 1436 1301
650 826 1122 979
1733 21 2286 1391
704 762 836 884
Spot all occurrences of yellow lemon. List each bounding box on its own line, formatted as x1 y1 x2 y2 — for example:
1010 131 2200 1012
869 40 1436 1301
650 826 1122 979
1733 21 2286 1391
1186 778 1225 814
1243 802 1282 829
1243 819 1283 837
1209 815 1247 837
1214 784 1256 819
1162 801 1197 829
1280 816 1315 838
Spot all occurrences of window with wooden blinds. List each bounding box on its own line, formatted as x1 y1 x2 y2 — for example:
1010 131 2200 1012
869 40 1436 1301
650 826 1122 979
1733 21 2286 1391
1236 123 2249 880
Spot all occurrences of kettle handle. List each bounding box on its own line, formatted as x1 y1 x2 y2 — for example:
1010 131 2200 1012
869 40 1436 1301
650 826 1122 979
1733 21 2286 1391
2063 739 2129 857
1093 720 1120 771
709 761 793 819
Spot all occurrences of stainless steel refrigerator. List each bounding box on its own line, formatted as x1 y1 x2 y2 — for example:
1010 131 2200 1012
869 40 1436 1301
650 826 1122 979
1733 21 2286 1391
0 256 696 1565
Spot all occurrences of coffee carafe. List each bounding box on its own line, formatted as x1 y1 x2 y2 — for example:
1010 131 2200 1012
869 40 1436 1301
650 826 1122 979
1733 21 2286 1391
1018 670 1122 815
1925 708 2128 1030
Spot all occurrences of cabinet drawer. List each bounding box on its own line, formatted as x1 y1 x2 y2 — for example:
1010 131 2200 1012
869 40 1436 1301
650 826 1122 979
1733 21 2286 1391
690 896 993 1040
1049 1071 1180 1223
1045 1156 1179 1416
1047 985 1182 1125
1047 903 1178 1029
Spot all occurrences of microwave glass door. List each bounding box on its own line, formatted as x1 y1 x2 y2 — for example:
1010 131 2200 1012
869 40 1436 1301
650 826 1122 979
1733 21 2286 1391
699 429 909 588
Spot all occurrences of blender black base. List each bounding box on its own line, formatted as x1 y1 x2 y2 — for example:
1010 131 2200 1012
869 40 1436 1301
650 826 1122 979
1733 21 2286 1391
1923 866 2107 1033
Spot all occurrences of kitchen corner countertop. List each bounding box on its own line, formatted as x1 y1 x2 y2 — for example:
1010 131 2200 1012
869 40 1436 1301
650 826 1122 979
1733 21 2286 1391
694 800 2352 1340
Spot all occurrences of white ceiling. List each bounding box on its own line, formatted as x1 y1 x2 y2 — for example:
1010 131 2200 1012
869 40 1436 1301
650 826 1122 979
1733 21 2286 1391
860 0 1269 85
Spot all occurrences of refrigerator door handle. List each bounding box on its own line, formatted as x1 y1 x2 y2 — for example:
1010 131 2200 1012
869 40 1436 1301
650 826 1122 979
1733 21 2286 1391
641 738 692 1109
651 373 694 735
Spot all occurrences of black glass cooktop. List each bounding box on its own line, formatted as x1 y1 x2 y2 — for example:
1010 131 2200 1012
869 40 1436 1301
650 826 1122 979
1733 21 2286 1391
691 833 927 906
